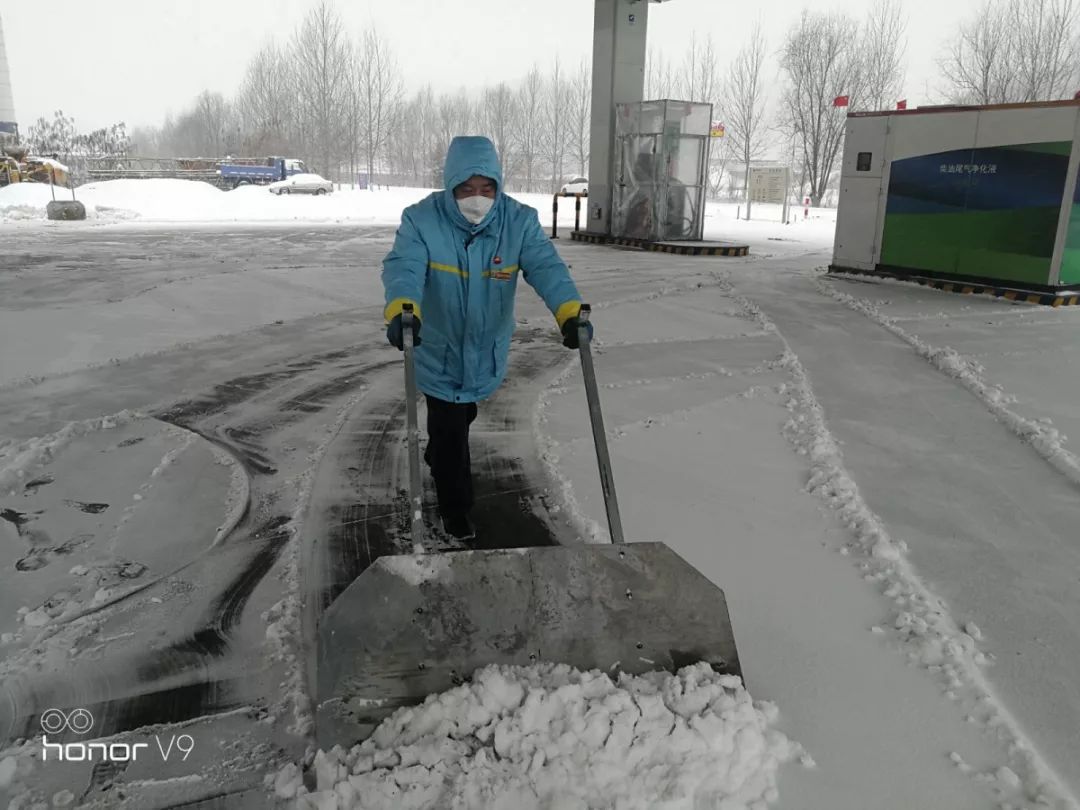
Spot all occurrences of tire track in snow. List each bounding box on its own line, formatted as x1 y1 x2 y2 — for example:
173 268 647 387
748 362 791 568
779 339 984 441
731 287 1080 810
1 351 381 749
818 276 1080 495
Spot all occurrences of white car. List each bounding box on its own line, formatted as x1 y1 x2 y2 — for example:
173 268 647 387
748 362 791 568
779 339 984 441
269 173 334 195
560 177 588 196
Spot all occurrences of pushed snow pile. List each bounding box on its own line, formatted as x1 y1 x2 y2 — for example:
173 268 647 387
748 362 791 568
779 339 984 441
273 662 803 810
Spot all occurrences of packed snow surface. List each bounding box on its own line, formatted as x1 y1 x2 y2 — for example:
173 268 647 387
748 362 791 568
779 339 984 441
5 183 1080 809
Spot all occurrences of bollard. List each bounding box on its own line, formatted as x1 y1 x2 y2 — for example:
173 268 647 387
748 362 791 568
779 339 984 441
574 195 582 232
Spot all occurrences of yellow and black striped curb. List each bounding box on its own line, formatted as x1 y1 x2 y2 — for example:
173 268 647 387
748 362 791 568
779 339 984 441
569 230 750 257
828 266 1080 308
569 231 610 245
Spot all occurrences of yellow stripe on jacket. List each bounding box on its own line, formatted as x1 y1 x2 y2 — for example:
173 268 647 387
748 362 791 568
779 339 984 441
429 261 467 277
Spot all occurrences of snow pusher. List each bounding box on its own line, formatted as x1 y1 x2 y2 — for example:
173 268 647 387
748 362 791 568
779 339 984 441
315 304 741 747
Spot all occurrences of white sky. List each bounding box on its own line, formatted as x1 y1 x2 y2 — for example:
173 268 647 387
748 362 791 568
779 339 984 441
5 0 979 132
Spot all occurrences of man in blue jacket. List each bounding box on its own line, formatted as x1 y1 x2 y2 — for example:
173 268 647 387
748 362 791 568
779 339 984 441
382 135 591 540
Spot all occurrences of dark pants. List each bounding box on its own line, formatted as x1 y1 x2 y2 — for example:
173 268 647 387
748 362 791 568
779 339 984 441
423 395 478 516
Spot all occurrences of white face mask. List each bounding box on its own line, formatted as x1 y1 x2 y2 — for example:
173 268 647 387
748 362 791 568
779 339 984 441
458 194 494 224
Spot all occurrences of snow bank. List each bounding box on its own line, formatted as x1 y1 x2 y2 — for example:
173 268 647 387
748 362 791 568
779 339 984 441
0 176 842 237
0 179 435 225
0 182 73 220
272 662 803 810
0 179 602 227
77 177 223 220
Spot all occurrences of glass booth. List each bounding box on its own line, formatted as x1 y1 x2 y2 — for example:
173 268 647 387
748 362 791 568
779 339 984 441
613 100 712 242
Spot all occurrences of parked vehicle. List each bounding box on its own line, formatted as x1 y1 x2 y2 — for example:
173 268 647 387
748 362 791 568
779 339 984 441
560 176 588 196
268 172 334 195
219 157 306 188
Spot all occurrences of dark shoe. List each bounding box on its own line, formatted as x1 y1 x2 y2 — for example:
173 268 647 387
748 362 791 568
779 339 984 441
441 511 476 540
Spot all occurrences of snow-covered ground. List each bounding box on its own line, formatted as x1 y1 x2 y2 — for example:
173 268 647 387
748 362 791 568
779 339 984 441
2 180 1080 809
0 179 434 225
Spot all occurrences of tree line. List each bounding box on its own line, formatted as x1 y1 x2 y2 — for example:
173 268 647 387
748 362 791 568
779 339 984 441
23 0 1080 204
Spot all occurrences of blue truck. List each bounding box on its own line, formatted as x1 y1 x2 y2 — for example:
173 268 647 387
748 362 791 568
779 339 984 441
217 156 307 188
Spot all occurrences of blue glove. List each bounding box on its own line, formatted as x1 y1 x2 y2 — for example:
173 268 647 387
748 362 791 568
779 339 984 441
560 316 593 350
387 313 421 350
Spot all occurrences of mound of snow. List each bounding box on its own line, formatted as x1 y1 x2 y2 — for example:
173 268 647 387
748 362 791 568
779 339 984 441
0 182 75 219
78 177 223 220
0 178 436 224
273 662 803 810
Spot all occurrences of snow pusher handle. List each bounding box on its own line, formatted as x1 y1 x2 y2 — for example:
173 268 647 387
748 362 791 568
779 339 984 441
316 301 743 748
401 304 425 554
577 305 625 544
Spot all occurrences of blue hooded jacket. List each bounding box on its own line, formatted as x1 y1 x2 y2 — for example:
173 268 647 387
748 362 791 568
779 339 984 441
382 136 582 403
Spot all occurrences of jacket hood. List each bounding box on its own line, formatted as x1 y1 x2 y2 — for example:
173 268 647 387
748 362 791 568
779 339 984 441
442 136 503 231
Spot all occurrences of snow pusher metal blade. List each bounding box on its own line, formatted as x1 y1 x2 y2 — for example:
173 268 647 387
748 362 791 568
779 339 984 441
315 542 741 748
314 304 741 748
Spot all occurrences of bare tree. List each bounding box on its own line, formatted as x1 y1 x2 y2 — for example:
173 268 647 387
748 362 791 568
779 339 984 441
939 2 1012 103
706 129 736 199
236 42 295 156
645 48 677 99
1011 0 1079 99
436 90 473 164
154 93 231 157
515 65 544 192
158 107 205 157
780 10 863 207
542 58 571 193
355 27 403 187
479 83 519 187
567 59 591 177
194 91 230 157
860 0 907 110
342 43 363 187
676 34 721 104
940 0 1079 103
673 34 726 202
724 23 770 203
128 124 163 157
291 2 351 178
389 85 439 187
26 110 79 157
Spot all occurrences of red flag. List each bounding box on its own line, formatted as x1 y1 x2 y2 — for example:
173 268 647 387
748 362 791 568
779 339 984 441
833 95 849 107
897 99 908 110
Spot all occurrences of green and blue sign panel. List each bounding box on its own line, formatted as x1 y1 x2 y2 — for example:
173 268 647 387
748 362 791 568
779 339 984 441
881 142 1080 287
